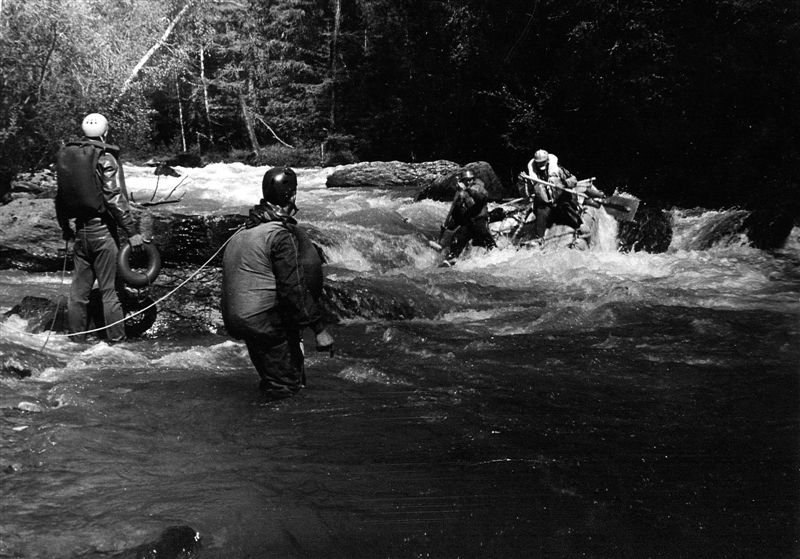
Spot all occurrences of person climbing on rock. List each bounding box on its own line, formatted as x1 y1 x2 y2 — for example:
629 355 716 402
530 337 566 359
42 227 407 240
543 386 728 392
438 169 497 263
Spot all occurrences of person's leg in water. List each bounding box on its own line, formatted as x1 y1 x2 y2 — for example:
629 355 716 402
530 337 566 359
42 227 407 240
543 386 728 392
446 226 471 260
470 217 496 250
92 232 126 342
533 205 553 239
67 228 94 343
245 331 305 400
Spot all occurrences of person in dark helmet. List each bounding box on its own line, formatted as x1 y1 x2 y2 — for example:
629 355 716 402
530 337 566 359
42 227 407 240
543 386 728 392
221 166 334 400
55 113 144 343
437 168 497 262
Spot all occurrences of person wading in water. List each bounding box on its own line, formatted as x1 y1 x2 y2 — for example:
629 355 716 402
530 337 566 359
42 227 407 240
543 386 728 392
221 166 334 400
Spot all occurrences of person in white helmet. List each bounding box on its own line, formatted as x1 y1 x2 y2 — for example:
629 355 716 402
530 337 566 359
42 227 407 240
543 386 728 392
55 113 144 342
523 149 604 239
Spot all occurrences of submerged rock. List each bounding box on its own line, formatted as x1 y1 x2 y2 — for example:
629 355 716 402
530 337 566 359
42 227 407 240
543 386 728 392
5 292 156 340
113 525 201 559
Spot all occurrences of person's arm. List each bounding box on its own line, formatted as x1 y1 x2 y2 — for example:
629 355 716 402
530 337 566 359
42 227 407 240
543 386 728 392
557 166 578 189
443 189 465 231
272 229 325 333
99 153 142 245
466 180 489 219
54 199 74 240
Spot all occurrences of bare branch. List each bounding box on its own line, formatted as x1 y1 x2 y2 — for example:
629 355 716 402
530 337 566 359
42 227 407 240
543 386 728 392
115 1 197 103
254 115 295 149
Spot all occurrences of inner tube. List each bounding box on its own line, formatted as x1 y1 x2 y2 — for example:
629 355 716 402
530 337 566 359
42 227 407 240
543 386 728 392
117 242 161 287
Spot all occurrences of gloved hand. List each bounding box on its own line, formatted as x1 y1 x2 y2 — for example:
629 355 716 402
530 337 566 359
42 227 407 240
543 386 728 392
315 329 334 356
62 228 75 241
586 185 606 199
128 233 145 252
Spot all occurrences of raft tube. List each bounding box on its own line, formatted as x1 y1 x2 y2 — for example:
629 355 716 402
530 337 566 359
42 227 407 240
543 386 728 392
117 242 161 287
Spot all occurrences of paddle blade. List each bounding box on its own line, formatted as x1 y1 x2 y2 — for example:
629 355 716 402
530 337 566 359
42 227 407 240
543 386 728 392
601 195 640 222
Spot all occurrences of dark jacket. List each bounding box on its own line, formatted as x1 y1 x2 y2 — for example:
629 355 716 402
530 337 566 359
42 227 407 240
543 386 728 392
446 178 490 229
55 139 138 237
221 202 324 339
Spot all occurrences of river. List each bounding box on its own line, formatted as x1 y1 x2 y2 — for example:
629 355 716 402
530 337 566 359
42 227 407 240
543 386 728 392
1 163 798 558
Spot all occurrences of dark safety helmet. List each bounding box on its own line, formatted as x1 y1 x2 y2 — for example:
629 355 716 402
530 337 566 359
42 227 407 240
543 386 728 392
461 169 476 182
262 166 298 208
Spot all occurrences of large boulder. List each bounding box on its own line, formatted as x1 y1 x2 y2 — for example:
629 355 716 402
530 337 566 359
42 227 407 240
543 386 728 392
415 161 510 202
326 160 460 189
617 203 673 253
743 201 799 250
0 167 16 204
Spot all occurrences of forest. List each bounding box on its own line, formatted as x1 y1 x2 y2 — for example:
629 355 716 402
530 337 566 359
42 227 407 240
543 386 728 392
1 0 797 211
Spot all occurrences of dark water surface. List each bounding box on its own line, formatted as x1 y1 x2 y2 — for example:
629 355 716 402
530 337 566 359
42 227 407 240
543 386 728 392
1 165 798 558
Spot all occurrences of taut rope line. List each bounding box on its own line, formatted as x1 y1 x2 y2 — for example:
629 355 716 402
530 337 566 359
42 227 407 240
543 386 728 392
12 226 245 349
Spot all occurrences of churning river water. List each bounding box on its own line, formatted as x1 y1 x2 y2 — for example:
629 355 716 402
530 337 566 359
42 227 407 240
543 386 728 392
1 164 798 558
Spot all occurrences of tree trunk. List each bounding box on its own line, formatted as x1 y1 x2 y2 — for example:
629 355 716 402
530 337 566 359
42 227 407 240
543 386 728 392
199 44 213 143
239 93 260 155
116 0 196 102
176 79 187 152
330 0 342 130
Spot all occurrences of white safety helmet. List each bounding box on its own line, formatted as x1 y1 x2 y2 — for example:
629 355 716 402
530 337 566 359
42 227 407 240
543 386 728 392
81 113 108 138
533 149 549 165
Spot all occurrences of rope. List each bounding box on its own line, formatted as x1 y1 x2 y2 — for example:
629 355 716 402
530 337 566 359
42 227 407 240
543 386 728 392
39 240 70 351
6 226 245 345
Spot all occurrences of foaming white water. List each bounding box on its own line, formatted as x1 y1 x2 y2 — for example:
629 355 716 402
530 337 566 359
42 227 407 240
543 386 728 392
125 163 359 215
152 340 248 371
0 315 77 355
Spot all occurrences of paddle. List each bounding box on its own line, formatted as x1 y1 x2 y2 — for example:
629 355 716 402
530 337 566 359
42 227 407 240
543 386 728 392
519 173 640 222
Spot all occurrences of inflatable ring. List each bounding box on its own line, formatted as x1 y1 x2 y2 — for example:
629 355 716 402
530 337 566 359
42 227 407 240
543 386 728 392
117 242 161 287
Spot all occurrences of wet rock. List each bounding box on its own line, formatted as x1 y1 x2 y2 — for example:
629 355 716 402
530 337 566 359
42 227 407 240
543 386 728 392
165 152 203 168
15 401 44 413
10 169 57 198
326 160 460 189
322 276 447 321
113 525 201 559
6 291 155 339
0 356 33 379
3 463 23 474
617 203 673 253
1 167 16 204
743 202 798 250
0 348 61 380
154 164 182 177
0 197 247 271
415 160 511 202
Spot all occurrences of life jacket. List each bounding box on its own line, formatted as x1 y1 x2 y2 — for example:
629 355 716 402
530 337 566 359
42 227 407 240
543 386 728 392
221 221 323 339
55 140 119 219
523 154 560 204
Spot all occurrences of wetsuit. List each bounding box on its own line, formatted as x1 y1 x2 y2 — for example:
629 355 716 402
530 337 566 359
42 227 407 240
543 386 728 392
56 140 139 342
221 202 325 398
442 178 497 260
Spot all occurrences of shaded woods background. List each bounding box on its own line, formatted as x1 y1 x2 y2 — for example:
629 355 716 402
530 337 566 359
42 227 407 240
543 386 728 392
1 0 797 210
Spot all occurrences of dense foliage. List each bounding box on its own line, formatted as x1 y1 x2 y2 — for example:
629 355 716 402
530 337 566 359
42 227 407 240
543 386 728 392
1 0 797 209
